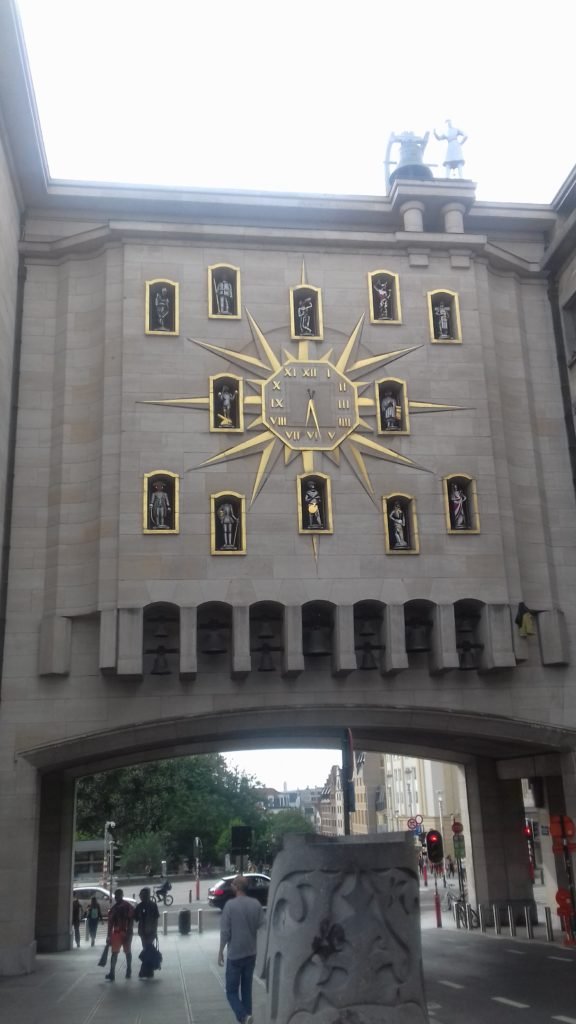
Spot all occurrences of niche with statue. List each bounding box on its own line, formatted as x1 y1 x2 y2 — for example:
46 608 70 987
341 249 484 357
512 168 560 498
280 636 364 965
211 492 246 554
383 494 419 553
428 288 462 343
368 270 402 324
444 474 479 533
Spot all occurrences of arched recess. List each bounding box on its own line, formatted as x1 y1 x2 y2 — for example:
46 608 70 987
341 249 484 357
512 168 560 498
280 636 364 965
454 598 485 671
404 599 435 668
143 602 180 678
353 600 385 671
197 602 233 672
302 601 335 668
249 601 284 673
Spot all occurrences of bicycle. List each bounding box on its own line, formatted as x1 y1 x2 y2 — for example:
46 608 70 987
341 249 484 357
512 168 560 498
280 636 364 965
453 900 479 929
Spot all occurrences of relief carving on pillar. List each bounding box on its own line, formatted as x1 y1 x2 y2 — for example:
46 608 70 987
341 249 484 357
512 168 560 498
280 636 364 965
260 834 428 1024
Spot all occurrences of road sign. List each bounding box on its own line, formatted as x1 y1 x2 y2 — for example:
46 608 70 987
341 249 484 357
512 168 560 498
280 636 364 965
407 817 418 830
453 835 466 858
452 821 464 834
415 815 423 824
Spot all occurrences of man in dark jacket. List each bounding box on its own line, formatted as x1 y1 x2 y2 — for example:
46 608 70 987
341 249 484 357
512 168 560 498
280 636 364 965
134 887 160 978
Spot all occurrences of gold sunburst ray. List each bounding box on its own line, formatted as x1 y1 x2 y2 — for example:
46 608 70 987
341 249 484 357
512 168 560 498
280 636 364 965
408 401 468 414
141 396 210 409
284 447 300 466
335 315 365 373
247 416 264 430
355 418 374 432
348 433 430 471
194 430 276 468
346 345 422 375
187 336 272 376
245 310 282 373
251 439 283 504
358 396 376 408
340 442 377 501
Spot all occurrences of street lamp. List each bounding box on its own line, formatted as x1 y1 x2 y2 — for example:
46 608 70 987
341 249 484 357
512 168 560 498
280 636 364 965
436 793 446 888
104 821 116 901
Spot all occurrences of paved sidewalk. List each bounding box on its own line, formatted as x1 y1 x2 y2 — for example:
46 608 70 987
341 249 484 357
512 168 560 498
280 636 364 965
0 927 263 1024
0 887 564 1024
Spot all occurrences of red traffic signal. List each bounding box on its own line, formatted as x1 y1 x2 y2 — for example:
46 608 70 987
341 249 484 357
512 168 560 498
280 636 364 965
426 829 444 865
523 824 533 839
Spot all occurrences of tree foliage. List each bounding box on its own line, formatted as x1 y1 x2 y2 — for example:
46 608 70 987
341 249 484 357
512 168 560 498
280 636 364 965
76 755 266 867
253 809 315 863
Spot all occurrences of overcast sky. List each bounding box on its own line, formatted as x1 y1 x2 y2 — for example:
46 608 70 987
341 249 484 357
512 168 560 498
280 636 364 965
13 1 573 792
16 0 575 203
224 748 340 791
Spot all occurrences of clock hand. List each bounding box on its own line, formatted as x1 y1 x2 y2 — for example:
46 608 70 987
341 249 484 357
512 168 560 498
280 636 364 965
305 398 321 432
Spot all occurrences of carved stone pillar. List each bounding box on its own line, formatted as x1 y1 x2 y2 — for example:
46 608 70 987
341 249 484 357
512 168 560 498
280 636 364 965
399 201 425 232
259 832 427 1024
441 202 465 233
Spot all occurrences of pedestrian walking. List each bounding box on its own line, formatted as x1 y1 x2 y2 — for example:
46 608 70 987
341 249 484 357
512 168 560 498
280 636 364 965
86 896 103 946
105 888 134 981
72 895 82 948
134 887 160 979
218 875 265 1024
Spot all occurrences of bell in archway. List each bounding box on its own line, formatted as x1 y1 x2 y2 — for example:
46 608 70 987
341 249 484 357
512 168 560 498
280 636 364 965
458 641 480 670
257 620 275 640
406 622 432 653
257 643 275 672
201 625 227 654
150 645 171 675
358 642 378 671
304 624 331 656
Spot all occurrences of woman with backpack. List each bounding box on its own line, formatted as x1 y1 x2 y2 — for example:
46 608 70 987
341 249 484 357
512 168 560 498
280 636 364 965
87 896 103 947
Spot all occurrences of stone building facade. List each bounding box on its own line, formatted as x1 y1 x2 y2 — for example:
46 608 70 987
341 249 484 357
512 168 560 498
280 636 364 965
0 0 575 975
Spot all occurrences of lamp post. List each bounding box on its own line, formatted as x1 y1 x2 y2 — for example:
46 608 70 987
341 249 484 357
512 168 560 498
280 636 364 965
104 821 115 902
436 792 446 888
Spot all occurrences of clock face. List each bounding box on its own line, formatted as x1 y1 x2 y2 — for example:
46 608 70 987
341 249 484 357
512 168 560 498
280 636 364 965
262 359 360 451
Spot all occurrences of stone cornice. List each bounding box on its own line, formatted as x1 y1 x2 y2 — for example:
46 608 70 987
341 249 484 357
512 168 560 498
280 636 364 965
19 220 547 278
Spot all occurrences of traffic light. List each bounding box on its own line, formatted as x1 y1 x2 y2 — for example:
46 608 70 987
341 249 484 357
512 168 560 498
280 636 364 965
523 823 533 840
112 841 122 873
426 829 444 865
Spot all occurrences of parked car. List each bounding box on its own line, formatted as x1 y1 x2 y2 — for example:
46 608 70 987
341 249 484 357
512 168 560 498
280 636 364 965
207 873 271 910
73 885 137 919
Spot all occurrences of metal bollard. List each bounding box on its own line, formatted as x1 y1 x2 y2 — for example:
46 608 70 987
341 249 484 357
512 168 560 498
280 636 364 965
524 905 534 939
479 904 486 933
545 906 554 942
189 890 192 903
85 919 90 941
163 911 168 936
454 902 461 928
507 904 516 937
466 903 475 930
493 904 501 935
198 908 203 934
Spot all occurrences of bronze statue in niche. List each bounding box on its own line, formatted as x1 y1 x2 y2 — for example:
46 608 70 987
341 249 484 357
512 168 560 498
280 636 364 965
145 475 177 531
146 280 179 335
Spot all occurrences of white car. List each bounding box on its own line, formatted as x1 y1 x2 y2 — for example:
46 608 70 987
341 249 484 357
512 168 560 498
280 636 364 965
73 885 137 919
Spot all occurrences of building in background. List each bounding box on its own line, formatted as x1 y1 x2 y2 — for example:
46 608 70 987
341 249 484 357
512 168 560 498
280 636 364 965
318 753 465 858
